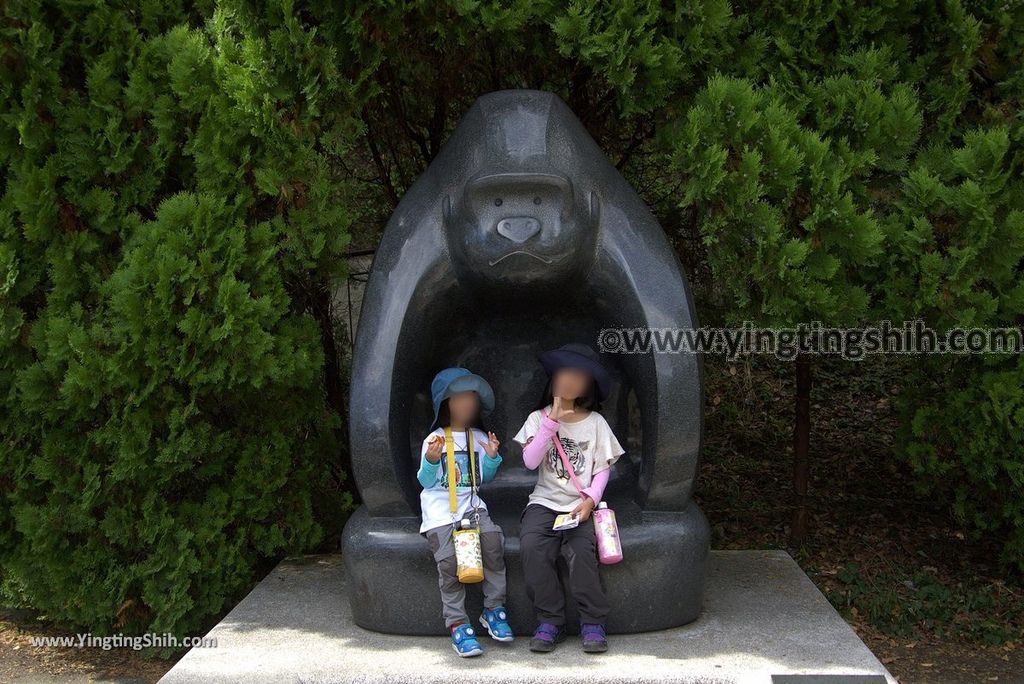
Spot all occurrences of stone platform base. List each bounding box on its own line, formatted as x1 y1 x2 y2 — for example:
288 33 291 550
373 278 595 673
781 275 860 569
159 550 896 684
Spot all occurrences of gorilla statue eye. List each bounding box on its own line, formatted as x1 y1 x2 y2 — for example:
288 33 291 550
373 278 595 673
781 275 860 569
533 196 542 205
494 198 502 206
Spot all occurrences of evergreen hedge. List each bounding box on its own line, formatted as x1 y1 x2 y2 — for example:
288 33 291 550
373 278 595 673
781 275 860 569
1 1 360 639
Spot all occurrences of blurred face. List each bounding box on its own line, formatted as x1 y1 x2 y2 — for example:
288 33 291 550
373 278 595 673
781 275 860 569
447 391 480 427
552 367 591 402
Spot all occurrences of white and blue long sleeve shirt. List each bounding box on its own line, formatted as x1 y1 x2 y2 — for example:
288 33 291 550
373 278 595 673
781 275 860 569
417 427 502 533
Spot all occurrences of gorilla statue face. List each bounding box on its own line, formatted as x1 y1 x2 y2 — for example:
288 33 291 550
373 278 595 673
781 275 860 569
443 171 600 290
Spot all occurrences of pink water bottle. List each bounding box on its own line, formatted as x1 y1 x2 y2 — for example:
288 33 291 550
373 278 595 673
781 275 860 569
593 502 623 564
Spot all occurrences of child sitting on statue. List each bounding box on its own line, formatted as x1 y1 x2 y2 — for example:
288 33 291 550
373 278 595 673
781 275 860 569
417 367 514 657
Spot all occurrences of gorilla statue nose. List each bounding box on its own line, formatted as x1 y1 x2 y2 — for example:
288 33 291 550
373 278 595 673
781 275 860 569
496 216 541 243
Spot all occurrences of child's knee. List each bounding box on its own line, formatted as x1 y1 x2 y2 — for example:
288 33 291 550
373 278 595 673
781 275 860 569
426 527 459 572
519 531 543 553
563 534 598 566
437 553 459 580
480 530 505 565
480 529 504 552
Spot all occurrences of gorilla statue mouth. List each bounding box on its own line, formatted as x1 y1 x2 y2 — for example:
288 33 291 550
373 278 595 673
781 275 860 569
488 250 554 266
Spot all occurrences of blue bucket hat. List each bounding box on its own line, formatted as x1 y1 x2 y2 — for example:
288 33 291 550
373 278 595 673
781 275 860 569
430 367 495 430
538 343 612 402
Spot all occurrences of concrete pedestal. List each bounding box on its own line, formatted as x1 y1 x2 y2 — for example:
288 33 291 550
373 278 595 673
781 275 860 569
159 550 896 684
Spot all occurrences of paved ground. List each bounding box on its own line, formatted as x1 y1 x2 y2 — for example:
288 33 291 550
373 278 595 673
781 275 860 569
159 549 897 684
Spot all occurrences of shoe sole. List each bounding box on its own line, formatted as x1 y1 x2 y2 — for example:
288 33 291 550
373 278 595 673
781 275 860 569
582 641 608 653
478 616 515 642
452 642 483 657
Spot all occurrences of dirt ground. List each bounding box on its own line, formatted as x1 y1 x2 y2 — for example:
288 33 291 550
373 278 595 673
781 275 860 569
1 354 1021 683
0 610 175 683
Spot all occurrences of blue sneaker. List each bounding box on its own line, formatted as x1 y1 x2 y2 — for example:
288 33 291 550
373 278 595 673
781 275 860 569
479 606 514 642
450 623 483 657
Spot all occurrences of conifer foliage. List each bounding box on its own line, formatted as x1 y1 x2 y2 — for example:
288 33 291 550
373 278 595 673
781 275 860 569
1 2 361 637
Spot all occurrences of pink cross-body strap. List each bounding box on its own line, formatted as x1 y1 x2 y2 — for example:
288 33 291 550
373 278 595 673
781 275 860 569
541 408 586 499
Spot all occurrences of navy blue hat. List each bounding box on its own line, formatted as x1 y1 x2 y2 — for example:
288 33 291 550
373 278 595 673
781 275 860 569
539 343 612 402
430 367 495 430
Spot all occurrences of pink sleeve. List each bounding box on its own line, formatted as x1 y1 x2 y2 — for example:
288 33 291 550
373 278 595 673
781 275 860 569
522 415 560 470
581 468 610 504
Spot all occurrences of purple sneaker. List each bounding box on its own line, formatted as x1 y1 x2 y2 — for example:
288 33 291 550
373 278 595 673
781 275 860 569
528 622 566 653
581 623 608 653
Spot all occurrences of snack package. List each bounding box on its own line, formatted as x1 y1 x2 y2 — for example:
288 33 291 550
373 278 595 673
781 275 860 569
552 513 580 531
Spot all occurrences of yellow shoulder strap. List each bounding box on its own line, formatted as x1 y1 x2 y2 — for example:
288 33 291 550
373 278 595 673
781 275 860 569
444 426 457 513
444 427 480 515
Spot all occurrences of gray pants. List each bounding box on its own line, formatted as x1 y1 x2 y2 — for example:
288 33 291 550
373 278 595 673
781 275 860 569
424 510 507 628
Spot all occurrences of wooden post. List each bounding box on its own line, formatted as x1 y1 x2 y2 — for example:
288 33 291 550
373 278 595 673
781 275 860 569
790 352 812 546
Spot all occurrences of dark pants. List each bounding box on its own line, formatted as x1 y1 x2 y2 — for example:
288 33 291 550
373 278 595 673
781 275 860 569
519 503 609 627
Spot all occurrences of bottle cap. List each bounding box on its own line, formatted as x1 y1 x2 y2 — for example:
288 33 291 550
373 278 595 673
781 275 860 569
597 501 608 509
460 518 471 528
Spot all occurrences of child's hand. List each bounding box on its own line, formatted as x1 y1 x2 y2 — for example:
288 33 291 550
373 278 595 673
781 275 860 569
549 396 575 422
425 434 444 463
484 431 500 457
571 496 596 522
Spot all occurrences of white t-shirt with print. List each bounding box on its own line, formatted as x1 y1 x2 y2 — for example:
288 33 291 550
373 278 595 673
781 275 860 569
418 428 496 533
513 408 625 513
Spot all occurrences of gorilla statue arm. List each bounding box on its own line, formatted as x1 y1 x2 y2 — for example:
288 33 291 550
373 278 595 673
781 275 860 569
348 184 458 517
587 198 704 512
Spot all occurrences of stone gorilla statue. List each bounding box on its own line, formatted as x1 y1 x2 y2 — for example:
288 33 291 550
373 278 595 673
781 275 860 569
443 166 599 290
343 89 709 635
